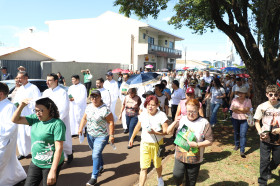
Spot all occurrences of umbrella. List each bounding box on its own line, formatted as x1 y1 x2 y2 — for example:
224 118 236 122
222 67 242 74
182 67 189 70
221 67 226 70
125 72 160 88
121 69 130 74
145 65 153 68
112 68 123 73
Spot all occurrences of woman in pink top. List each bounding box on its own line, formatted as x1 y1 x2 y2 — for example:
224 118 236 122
175 87 204 121
230 86 252 158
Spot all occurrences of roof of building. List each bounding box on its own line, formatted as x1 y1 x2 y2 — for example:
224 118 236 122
0 47 55 61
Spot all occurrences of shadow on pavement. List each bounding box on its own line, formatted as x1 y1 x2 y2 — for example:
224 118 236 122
97 162 140 185
197 169 210 183
58 172 92 186
210 181 249 186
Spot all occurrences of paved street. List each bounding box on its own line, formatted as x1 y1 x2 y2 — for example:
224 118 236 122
18 99 174 186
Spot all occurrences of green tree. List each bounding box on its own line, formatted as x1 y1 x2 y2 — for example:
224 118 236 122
114 0 280 106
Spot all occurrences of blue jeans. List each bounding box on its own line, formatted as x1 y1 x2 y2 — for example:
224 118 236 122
126 115 138 141
232 118 248 153
87 134 109 179
210 103 221 125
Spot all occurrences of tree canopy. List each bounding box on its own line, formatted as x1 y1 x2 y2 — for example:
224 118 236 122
114 0 280 105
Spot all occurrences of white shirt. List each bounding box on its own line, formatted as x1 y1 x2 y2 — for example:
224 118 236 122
42 85 69 120
104 79 119 102
98 87 111 109
194 87 202 98
203 76 213 84
171 88 185 105
0 98 27 185
14 82 41 116
138 110 168 143
68 83 87 111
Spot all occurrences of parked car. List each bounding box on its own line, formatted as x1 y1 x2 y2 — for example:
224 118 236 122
0 79 68 97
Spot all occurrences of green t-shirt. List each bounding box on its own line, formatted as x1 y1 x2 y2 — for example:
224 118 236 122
83 72 91 83
26 114 66 168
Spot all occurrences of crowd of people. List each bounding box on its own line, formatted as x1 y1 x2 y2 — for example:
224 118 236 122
0 66 280 186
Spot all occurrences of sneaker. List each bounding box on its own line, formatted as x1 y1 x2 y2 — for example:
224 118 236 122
158 177 164 186
67 153 73 164
86 178 97 186
233 146 239 151
240 152 246 158
124 129 129 134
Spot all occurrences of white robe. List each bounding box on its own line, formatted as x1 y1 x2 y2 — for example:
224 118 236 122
42 86 72 155
98 87 111 110
13 82 41 156
0 98 27 186
68 83 87 136
104 79 119 122
119 82 129 129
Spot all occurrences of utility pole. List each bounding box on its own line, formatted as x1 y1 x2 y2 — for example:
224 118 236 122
184 46 187 67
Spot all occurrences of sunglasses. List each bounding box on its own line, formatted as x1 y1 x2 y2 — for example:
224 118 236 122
268 93 278 97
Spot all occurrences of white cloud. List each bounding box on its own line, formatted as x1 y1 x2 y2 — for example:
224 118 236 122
162 17 171 22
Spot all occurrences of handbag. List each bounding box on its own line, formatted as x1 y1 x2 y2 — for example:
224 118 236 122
246 107 254 127
154 134 165 157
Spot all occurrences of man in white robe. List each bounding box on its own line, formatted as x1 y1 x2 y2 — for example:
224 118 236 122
68 75 87 136
96 78 111 109
42 73 73 163
0 82 27 186
13 71 41 160
119 74 129 133
104 71 119 122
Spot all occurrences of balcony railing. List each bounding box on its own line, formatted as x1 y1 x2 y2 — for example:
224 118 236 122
148 44 182 58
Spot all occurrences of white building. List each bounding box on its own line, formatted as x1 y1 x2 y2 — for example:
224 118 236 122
20 11 183 70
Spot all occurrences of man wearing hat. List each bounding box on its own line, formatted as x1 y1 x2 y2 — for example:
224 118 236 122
189 79 202 100
104 71 119 122
0 66 13 81
17 66 26 72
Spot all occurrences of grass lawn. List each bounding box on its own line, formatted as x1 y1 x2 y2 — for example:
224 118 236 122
144 110 280 186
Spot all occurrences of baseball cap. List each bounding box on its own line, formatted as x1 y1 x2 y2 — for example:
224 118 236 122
190 80 197 86
186 87 195 94
0 66 7 70
142 90 154 98
106 72 113 76
236 86 248 93
90 89 101 96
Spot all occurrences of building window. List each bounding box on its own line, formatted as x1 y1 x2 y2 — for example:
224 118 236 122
143 33 146 39
165 40 168 45
169 41 174 49
148 36 154 45
169 58 175 63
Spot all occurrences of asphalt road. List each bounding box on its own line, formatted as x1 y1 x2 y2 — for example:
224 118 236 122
18 99 174 186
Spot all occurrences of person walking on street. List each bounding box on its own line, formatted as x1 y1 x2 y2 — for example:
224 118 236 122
104 71 119 122
170 80 186 121
129 95 168 186
0 82 27 185
12 97 65 186
81 69 93 96
13 71 41 160
68 75 87 136
254 85 280 185
78 90 115 186
230 86 252 158
119 88 142 148
167 98 213 186
0 66 13 80
42 73 73 163
96 78 111 110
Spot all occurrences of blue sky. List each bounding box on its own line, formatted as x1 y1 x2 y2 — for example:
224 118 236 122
0 0 234 61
